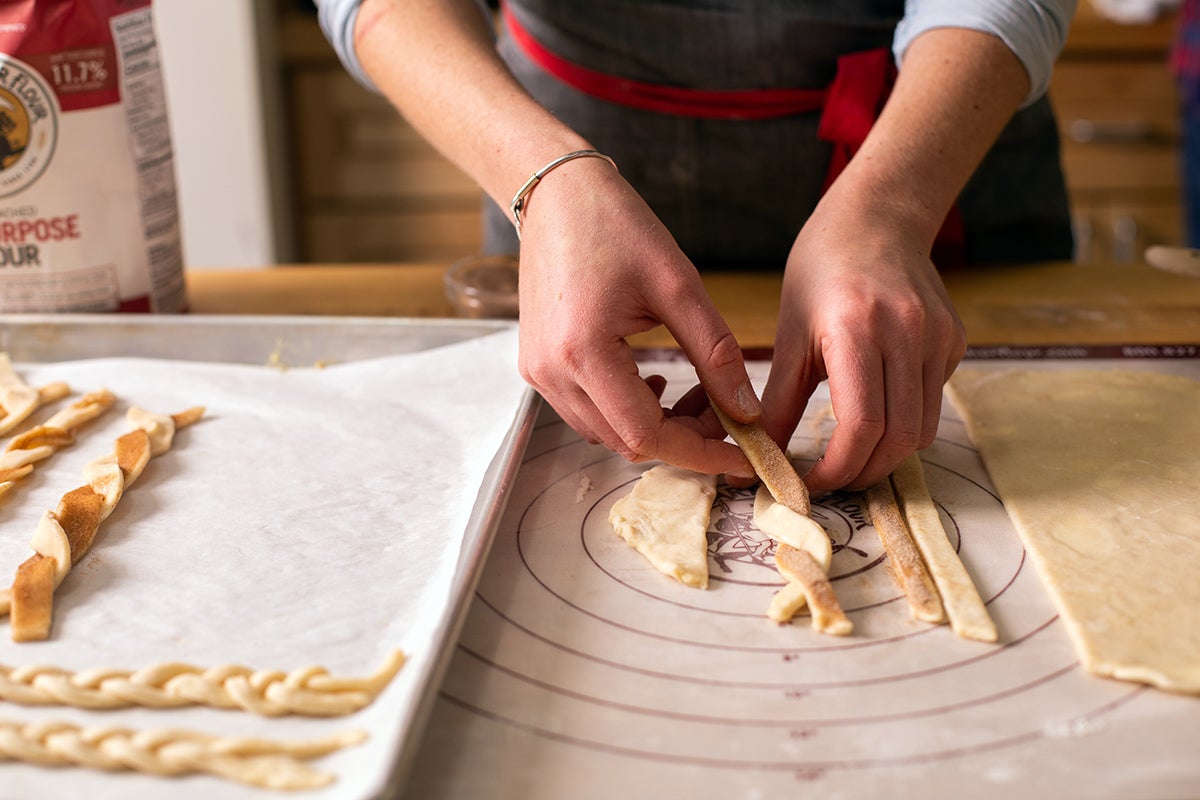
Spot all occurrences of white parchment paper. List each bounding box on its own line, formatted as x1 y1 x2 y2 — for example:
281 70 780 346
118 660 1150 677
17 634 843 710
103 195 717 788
0 327 529 799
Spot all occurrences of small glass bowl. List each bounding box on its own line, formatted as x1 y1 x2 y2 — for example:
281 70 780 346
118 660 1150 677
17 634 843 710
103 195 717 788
443 253 520 319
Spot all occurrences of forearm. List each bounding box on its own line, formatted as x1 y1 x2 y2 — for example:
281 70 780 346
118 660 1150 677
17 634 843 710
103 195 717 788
830 27 1031 248
353 0 590 216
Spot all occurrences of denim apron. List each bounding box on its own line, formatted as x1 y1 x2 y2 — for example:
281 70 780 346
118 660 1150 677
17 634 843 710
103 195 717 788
485 0 1073 268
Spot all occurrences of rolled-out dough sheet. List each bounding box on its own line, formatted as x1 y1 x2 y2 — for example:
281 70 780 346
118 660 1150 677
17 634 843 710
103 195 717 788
946 367 1200 693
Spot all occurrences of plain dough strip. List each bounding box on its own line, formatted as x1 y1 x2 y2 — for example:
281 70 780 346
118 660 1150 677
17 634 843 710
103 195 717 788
892 454 997 642
0 649 405 716
712 404 810 516
774 544 852 635
0 353 73 436
865 478 946 624
752 485 831 568
0 389 115 502
5 406 205 641
0 717 366 790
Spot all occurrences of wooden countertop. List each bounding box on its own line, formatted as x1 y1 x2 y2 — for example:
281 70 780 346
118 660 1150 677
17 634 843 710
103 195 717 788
185 261 1200 349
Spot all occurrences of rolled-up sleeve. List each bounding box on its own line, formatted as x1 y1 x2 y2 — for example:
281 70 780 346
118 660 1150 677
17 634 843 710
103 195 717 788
315 0 378 91
893 0 1078 106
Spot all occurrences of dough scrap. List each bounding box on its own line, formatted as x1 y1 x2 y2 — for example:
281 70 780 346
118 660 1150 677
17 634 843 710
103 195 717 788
947 367 1200 693
609 465 716 588
0 717 366 789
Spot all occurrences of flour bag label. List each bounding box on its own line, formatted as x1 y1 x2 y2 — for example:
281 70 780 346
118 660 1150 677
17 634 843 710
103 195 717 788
0 0 185 312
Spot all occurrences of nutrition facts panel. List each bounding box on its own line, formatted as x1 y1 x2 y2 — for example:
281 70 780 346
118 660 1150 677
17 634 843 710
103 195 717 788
111 7 184 311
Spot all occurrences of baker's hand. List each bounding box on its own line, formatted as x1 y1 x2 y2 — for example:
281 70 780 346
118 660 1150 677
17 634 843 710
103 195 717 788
515 158 757 478
760 190 966 495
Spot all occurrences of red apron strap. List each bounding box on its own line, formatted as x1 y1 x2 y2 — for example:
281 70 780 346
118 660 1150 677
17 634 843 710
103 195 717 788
501 2 827 120
502 1 966 265
817 48 966 266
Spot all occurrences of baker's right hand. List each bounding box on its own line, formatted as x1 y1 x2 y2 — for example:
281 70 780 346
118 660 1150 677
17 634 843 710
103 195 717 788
515 157 757 479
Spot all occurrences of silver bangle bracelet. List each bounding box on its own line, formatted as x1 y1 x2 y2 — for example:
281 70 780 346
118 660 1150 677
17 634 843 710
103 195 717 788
509 149 618 240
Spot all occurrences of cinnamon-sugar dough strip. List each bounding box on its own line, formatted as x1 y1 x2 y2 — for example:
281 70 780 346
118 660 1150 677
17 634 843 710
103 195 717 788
865 478 946 624
892 453 997 642
774 544 852 635
712 404 809 516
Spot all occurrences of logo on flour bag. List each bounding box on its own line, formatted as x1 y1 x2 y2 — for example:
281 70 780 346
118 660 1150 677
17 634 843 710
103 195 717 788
0 55 56 198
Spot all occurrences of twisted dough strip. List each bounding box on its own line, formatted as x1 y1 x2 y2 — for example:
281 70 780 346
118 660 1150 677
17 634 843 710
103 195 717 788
0 353 72 436
6 405 204 641
0 717 366 790
711 399 849 635
0 649 406 717
0 388 114 501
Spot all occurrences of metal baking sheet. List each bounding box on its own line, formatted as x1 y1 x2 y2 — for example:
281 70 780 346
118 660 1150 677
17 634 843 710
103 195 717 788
405 355 1200 800
0 313 539 799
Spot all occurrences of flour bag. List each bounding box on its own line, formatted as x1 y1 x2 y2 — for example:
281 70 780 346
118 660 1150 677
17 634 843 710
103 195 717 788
0 0 185 312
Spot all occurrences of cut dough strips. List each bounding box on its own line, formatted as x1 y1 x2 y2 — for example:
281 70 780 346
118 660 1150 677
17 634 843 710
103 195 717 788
0 717 366 790
867 455 997 642
3 405 204 641
947 367 1200 693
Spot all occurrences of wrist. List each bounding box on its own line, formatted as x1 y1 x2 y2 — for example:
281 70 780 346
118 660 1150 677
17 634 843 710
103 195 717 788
815 167 948 253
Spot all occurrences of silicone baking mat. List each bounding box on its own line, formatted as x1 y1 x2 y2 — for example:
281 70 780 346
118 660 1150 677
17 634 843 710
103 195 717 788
405 357 1200 800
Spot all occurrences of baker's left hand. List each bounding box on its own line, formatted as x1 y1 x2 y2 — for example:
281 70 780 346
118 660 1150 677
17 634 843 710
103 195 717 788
759 186 966 495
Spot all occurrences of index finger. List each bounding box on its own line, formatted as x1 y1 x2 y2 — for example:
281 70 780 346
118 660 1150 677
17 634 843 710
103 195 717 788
802 341 886 494
579 341 754 477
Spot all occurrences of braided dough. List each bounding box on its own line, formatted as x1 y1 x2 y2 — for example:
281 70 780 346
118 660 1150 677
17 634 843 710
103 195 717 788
0 388 114 501
948 367 1200 693
0 717 366 790
0 353 71 436
755 486 850 634
0 649 405 716
710 404 846 634
5 404 204 641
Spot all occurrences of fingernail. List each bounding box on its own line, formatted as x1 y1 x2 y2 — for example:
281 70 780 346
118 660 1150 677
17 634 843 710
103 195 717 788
736 382 762 417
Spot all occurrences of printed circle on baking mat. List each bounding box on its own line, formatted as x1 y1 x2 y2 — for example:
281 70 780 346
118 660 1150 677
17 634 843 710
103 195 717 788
515 440 1031 645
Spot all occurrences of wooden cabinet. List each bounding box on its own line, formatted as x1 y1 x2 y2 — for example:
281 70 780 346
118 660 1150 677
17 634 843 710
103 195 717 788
1051 5 1184 261
278 8 484 263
